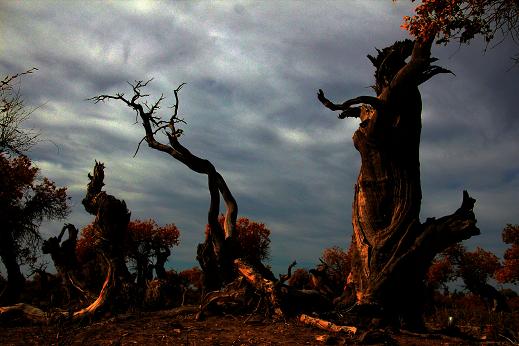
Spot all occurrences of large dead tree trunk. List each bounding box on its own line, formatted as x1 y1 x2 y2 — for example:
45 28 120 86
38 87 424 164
318 38 480 329
82 161 133 310
90 82 238 290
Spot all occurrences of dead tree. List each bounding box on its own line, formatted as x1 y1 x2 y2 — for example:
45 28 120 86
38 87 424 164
42 224 94 303
0 163 129 321
90 81 238 290
82 161 133 309
317 38 480 329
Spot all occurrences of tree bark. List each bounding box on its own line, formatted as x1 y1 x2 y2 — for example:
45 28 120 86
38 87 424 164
90 82 239 290
318 38 479 329
82 161 133 310
0 252 114 323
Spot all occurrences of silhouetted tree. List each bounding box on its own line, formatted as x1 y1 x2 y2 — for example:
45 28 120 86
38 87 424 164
429 244 508 312
0 68 40 156
82 161 133 310
126 219 180 287
0 153 69 304
90 81 240 290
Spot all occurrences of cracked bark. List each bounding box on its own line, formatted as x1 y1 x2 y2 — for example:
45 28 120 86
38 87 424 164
90 82 238 290
318 38 479 329
82 161 133 310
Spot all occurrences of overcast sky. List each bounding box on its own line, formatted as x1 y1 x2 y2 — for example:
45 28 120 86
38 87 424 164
1 1 518 276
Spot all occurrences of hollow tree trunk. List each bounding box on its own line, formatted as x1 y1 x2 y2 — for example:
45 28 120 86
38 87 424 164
318 38 479 329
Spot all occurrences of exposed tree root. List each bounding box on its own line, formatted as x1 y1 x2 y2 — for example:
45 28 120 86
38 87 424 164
0 253 114 324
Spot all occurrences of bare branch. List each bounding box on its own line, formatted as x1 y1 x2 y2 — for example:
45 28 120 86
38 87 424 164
1 68 38 90
317 89 385 118
91 79 239 288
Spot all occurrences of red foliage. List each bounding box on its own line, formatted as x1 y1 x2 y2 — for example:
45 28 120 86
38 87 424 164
76 219 180 269
401 0 519 45
320 246 352 291
495 224 519 284
76 223 103 264
127 219 180 254
427 243 501 292
206 215 271 263
179 267 204 291
287 268 312 289
0 153 69 265
459 247 501 288
426 256 455 291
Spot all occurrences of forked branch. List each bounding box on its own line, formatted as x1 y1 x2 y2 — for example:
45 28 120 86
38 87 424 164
90 80 238 286
317 89 385 118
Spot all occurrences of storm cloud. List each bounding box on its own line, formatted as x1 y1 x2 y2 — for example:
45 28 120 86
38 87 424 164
1 1 517 274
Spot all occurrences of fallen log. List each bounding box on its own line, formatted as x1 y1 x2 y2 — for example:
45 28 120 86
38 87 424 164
299 313 357 335
234 258 283 317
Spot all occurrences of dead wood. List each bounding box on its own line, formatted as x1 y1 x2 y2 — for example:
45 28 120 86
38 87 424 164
90 83 238 290
0 253 114 323
299 313 357 334
317 38 479 329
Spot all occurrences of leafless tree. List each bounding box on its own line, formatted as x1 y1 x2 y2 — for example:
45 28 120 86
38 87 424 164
0 68 40 155
90 81 238 290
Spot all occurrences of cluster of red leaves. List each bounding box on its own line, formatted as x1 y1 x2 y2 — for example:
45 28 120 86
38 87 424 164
321 246 352 277
426 256 455 290
287 268 312 289
458 246 500 287
127 219 180 252
76 223 102 264
320 246 352 290
401 0 518 45
0 154 38 202
0 153 69 264
76 219 180 264
179 266 204 291
495 224 519 283
235 217 271 262
427 243 501 291
206 215 271 263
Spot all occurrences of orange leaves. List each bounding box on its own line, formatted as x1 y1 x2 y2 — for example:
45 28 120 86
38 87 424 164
458 246 501 286
400 0 509 45
234 217 271 263
402 0 467 43
128 219 180 250
0 152 69 226
0 153 38 202
206 215 271 263
0 153 69 268
321 246 352 278
427 243 502 291
426 256 455 289
76 223 102 264
179 267 203 290
495 224 519 284
76 219 181 266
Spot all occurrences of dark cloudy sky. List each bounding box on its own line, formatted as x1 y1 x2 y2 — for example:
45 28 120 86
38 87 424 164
1 1 518 275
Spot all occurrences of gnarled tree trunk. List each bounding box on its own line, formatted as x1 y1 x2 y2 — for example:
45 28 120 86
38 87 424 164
318 38 480 329
90 82 239 291
82 161 133 310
